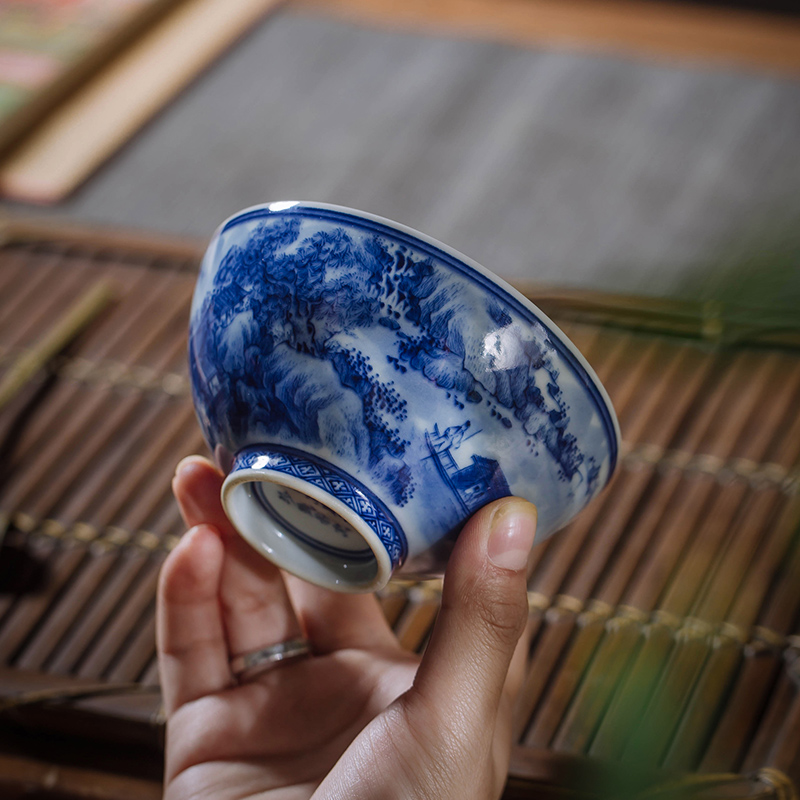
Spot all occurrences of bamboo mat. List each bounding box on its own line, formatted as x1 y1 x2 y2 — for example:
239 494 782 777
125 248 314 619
0 224 798 799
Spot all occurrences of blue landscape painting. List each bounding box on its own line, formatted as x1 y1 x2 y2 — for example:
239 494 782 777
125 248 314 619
190 207 614 545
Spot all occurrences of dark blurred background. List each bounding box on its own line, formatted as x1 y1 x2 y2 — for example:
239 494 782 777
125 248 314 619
651 0 800 13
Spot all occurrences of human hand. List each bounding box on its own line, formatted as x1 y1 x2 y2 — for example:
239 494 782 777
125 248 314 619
158 455 537 800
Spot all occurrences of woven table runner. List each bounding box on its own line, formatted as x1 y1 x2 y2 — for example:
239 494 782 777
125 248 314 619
0 223 798 799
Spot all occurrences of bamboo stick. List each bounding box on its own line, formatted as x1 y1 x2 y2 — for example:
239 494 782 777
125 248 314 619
0 251 72 334
661 359 800 621
512 329 671 738
699 636 786 774
551 615 642 754
589 620 676 761
0 269 172 628
0 246 35 303
77 557 164 680
725 405 800 631
47 552 156 679
0 544 90 663
622 352 778 612
528 336 665 588
742 664 799 774
599 359 786 762
524 607 609 748
0 752 161 800
107 609 158 684
661 632 743 771
536 346 794 761
583 348 715 606
515 335 721 743
0 317 189 521
0 267 163 461
647 365 800 769
761 659 800 783
516 606 580 742
0 350 190 666
518 349 740 748
0 277 191 514
0 250 192 675
53 400 192 525
14 404 194 671
43 422 205 676
139 653 161 688
0 280 114 412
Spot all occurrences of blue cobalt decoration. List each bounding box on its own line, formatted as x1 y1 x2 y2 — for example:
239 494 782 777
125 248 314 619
189 202 620 592
233 445 407 567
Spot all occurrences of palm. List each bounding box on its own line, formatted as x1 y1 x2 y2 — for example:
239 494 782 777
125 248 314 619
166 646 418 799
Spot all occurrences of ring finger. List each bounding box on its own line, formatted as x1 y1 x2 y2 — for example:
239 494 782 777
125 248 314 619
220 532 304 663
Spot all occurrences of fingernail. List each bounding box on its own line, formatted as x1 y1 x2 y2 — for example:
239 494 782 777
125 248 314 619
174 455 204 478
487 500 537 571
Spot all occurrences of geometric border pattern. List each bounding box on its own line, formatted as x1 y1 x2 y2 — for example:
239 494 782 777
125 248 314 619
232 444 408 568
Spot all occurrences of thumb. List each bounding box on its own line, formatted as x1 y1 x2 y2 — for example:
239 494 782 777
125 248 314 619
411 497 537 731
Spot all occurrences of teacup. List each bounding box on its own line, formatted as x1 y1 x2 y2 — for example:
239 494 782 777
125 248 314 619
188 202 620 592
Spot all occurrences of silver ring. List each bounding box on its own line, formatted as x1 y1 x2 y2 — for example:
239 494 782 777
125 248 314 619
230 637 311 682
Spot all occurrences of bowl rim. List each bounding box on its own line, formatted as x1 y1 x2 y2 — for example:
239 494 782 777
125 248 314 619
213 200 622 476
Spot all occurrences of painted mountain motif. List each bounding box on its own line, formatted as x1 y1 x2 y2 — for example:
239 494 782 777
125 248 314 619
189 204 618 567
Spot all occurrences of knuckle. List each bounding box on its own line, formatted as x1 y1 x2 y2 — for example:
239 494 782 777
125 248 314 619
452 576 527 647
219 585 270 615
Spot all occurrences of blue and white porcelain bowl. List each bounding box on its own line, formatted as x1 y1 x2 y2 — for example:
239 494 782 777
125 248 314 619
189 202 620 592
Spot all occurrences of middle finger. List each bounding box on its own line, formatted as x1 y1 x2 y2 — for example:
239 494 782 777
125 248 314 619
173 456 304 661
